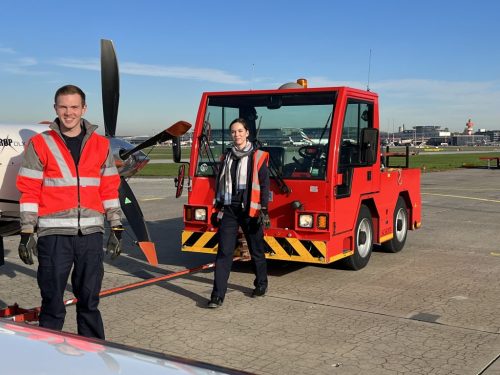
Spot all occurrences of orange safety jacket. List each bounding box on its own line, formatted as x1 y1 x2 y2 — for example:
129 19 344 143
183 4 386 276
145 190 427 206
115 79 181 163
16 119 122 236
248 150 269 217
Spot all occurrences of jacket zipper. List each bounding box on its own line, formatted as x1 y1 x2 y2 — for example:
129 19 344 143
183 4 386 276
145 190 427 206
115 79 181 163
61 132 88 234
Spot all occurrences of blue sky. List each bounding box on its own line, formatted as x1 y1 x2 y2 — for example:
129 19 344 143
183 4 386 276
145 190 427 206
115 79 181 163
1 0 499 135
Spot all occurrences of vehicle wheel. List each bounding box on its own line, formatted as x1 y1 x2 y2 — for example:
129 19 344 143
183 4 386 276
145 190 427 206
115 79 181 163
382 197 408 253
343 205 373 270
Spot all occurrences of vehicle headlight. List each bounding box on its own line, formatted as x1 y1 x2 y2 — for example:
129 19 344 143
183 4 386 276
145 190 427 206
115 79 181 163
298 214 313 228
194 208 207 221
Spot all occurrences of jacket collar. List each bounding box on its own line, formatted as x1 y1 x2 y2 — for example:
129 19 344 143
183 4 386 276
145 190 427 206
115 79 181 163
50 118 98 137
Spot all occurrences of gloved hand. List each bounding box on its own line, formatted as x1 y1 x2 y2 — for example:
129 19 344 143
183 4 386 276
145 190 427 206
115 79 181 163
210 209 224 228
18 232 37 265
258 209 271 229
106 225 124 260
210 212 220 228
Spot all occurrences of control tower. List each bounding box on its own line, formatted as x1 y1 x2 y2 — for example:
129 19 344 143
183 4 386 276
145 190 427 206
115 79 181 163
464 119 474 135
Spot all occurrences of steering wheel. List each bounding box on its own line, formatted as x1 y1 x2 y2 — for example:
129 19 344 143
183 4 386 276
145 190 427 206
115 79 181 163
298 145 324 159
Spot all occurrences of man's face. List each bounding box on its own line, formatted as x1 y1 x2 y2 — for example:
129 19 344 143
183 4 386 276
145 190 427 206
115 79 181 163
54 93 87 132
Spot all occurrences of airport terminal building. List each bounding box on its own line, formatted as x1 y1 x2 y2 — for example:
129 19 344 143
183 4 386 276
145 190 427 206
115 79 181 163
383 124 498 146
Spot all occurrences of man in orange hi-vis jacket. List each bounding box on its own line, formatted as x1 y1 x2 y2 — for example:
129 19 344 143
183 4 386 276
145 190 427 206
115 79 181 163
16 85 123 339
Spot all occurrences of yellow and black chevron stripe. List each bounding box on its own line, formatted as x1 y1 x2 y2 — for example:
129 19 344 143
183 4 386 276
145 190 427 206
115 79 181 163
181 231 219 254
181 231 352 264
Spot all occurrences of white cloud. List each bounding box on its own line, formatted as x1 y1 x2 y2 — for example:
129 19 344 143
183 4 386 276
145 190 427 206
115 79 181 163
0 57 48 75
0 47 15 54
376 79 500 130
308 76 500 98
53 58 247 85
307 76 366 89
53 58 100 71
307 76 500 130
122 62 247 84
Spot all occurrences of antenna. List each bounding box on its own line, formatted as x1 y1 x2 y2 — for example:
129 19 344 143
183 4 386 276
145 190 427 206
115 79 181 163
251 63 255 90
367 49 372 92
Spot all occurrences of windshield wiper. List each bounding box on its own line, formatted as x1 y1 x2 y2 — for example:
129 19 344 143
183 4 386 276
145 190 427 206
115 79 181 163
199 117 220 176
318 111 332 144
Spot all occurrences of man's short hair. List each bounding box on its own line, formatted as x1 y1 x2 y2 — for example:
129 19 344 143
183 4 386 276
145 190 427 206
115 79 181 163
54 85 86 106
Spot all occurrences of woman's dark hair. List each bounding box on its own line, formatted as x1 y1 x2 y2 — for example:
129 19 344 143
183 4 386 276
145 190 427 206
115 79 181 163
229 118 248 131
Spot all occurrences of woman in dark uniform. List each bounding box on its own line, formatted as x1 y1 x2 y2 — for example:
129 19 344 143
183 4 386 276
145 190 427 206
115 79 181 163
208 118 270 308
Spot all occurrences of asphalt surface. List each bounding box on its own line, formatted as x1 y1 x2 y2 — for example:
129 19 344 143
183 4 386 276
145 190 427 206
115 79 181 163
1 168 499 375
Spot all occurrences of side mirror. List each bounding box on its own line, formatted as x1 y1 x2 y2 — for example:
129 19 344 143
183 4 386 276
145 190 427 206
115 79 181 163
172 136 181 163
174 164 186 198
360 128 378 165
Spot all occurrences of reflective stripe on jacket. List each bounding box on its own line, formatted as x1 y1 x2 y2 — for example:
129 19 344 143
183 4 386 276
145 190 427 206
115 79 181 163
248 150 269 217
16 119 121 236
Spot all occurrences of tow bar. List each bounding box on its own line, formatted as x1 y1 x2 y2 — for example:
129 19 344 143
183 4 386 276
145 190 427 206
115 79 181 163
1 258 241 322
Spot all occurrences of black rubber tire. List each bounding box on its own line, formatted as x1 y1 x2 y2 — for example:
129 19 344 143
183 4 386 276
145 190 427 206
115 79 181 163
382 196 408 253
343 205 373 270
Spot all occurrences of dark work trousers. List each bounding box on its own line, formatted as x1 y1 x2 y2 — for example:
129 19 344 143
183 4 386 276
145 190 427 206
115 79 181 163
37 232 105 339
212 205 268 300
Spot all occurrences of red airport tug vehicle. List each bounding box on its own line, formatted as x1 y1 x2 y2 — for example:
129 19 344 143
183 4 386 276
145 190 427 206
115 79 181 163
176 79 421 270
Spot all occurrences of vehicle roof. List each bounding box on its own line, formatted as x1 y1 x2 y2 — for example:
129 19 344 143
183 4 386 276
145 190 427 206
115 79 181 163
0 318 250 375
202 85 378 99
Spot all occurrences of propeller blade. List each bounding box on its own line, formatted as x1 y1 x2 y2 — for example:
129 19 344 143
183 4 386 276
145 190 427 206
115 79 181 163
120 120 191 159
137 242 158 266
118 177 158 265
101 39 119 137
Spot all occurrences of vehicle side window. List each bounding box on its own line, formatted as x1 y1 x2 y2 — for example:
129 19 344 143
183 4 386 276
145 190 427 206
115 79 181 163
336 100 374 198
339 100 373 168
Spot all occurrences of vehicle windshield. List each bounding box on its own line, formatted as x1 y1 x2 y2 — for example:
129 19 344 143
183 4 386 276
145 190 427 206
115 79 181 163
196 91 336 179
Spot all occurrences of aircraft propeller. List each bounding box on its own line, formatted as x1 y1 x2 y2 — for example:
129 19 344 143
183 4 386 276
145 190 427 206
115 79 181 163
99 39 191 266
119 121 191 160
101 39 120 138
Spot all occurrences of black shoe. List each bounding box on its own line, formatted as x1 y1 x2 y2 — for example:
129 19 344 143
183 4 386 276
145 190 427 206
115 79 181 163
251 287 267 298
208 296 223 308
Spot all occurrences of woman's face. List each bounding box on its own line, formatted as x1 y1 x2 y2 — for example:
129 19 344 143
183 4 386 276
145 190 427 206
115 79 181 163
230 122 249 149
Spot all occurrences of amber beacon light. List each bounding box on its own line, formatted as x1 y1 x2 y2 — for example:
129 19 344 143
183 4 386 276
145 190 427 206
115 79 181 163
297 78 308 88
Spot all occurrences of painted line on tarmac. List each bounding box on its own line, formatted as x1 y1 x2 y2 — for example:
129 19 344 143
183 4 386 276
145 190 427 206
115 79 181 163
490 252 500 256
141 197 166 201
422 192 500 203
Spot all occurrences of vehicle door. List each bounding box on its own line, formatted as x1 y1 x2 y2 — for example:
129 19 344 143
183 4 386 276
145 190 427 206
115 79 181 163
334 99 378 234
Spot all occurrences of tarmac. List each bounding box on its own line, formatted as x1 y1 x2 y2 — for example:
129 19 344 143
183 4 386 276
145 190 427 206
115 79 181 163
1 168 499 375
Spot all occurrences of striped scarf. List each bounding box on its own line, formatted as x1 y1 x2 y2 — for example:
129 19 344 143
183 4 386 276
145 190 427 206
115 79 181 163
218 142 253 205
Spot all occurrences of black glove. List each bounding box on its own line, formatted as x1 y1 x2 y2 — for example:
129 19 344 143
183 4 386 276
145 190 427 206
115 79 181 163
211 208 224 228
259 209 271 229
210 212 220 228
18 232 37 265
106 225 124 259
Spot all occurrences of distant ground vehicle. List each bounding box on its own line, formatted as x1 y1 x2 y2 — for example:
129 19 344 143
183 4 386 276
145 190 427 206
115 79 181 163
176 79 421 269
